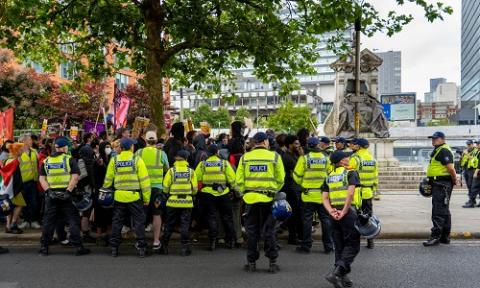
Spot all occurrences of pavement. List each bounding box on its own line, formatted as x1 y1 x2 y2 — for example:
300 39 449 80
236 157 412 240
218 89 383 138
0 240 479 288
1 188 479 244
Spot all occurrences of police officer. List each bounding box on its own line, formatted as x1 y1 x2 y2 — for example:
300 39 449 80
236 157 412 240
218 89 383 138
349 138 378 249
320 137 334 156
293 137 333 254
103 138 151 258
423 131 458 247
160 150 198 256
38 137 90 256
135 131 169 252
461 140 478 208
236 132 285 273
333 137 352 156
195 144 236 251
322 151 361 288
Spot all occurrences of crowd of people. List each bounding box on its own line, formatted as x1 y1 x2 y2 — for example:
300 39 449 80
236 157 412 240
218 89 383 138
0 120 382 287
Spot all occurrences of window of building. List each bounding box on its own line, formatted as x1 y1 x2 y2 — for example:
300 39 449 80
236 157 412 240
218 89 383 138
115 73 129 90
60 61 75 80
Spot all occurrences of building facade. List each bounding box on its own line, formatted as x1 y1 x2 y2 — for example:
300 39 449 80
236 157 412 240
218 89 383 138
424 78 459 105
170 31 352 124
461 0 480 101
417 101 458 126
376 51 401 95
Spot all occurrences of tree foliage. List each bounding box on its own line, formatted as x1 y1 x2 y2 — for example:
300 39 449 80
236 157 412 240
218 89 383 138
0 0 452 132
184 104 232 128
267 101 317 133
234 107 251 122
0 48 56 128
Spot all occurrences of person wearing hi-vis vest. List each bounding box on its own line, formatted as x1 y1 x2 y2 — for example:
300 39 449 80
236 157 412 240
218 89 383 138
135 131 169 253
236 132 285 273
349 138 378 249
423 131 459 247
103 138 151 258
293 137 334 254
195 144 237 251
38 137 90 256
462 139 479 208
17 134 41 230
322 150 361 288
160 150 198 256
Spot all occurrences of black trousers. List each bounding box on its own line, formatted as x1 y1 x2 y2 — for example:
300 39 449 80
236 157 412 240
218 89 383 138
331 208 360 275
161 207 192 246
204 193 235 243
431 180 452 239
245 202 278 263
286 188 303 242
110 200 146 248
301 202 333 250
465 169 474 195
41 196 82 247
466 169 478 200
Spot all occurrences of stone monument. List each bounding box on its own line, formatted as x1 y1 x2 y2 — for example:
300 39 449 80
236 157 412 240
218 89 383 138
324 48 398 166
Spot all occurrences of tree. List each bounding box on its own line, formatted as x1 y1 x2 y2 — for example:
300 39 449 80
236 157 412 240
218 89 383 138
212 107 231 129
0 1 452 133
37 81 109 124
234 107 251 122
267 101 317 133
0 48 56 129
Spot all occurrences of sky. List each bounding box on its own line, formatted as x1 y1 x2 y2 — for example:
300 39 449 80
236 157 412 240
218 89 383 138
363 0 461 100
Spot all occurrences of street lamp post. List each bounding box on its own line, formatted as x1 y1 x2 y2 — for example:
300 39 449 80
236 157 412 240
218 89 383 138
354 16 361 137
179 87 184 122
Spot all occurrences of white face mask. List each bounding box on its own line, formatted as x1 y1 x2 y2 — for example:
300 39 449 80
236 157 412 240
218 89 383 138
105 148 112 155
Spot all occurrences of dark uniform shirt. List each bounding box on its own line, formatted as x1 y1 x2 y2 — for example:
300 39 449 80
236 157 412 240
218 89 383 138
39 152 80 176
431 145 454 165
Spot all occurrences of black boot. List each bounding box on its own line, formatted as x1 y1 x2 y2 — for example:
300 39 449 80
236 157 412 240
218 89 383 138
138 247 146 258
342 274 353 288
0 246 8 254
208 239 216 251
111 247 119 257
225 241 234 249
423 238 440 247
440 236 451 244
325 267 344 288
324 246 334 254
367 239 374 249
268 260 280 273
75 246 91 256
159 244 168 255
38 245 49 256
181 245 192 256
295 246 310 254
463 200 475 208
244 262 256 272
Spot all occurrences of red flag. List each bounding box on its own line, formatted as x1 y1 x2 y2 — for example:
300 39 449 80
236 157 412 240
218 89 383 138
114 89 130 129
0 108 14 143
0 159 20 198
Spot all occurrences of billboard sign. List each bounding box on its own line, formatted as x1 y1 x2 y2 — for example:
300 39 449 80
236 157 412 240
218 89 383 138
381 93 416 121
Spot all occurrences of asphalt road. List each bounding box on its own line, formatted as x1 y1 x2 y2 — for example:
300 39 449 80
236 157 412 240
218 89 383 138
0 240 478 288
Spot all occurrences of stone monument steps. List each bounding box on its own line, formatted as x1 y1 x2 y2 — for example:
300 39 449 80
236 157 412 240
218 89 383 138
377 165 425 190
378 175 425 181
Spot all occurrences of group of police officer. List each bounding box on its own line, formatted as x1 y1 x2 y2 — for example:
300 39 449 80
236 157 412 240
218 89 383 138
460 138 480 208
30 127 381 287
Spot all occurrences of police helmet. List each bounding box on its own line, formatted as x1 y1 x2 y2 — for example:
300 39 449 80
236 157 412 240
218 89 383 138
354 214 381 239
419 178 432 198
72 189 93 212
98 187 114 209
272 199 292 221
0 195 13 216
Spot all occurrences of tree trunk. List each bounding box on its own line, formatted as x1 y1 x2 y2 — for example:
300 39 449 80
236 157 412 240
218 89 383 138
144 13 165 136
